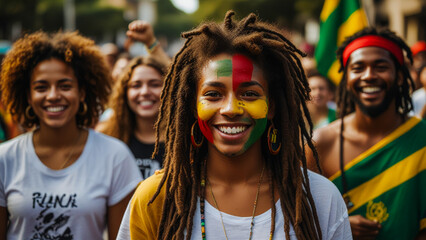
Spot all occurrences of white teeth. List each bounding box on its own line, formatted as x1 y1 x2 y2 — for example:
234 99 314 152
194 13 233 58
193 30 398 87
140 101 154 106
218 126 247 135
46 106 65 112
362 86 381 93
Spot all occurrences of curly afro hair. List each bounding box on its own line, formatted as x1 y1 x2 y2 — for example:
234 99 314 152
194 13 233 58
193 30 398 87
0 31 112 128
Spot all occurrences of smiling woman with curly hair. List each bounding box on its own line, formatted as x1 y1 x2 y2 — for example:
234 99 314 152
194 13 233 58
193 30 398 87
0 31 142 239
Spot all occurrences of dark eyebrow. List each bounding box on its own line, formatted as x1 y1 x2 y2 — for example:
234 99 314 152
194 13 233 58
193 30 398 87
58 79 74 83
373 59 392 64
148 79 163 83
238 81 264 90
33 78 74 84
201 82 226 88
350 58 392 66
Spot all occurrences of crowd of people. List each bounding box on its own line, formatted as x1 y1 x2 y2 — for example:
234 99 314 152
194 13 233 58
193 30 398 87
0 9 425 240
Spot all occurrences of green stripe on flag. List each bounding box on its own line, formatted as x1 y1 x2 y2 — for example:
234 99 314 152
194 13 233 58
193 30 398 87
315 0 368 84
349 173 426 239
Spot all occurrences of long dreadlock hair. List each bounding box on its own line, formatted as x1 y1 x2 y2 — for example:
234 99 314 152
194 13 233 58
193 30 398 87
334 27 415 200
151 11 322 239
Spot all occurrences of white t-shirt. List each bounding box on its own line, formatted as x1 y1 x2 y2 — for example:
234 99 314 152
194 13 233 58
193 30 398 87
0 129 142 240
117 170 351 240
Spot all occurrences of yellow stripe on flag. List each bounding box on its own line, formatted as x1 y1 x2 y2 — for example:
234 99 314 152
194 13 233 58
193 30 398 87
337 9 369 45
347 147 426 214
320 0 341 22
327 60 343 85
329 117 421 181
421 218 426 230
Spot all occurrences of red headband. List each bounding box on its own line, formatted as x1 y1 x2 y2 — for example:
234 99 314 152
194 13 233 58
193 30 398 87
342 35 404 67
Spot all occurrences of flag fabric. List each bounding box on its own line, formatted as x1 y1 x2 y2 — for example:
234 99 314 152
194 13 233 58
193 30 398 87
329 117 426 239
315 0 368 85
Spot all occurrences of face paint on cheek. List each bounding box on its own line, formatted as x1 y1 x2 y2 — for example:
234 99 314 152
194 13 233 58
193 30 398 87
241 99 268 119
197 100 217 121
244 118 267 151
197 100 216 143
241 98 268 151
198 118 214 143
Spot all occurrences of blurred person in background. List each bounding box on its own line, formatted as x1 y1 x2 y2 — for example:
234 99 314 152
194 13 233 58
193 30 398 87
0 31 142 239
0 102 22 142
0 51 23 141
411 64 426 118
307 27 426 240
97 55 168 179
306 71 337 130
101 42 120 71
0 110 6 142
111 52 131 82
410 41 426 90
98 52 132 123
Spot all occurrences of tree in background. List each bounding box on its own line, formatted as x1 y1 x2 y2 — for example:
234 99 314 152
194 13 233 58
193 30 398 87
1 0 325 48
0 0 127 42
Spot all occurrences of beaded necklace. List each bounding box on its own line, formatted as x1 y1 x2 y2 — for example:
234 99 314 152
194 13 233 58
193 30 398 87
199 160 274 239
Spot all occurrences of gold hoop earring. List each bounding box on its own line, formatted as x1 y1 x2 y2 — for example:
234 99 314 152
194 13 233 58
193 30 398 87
191 120 204 148
267 123 281 155
78 102 87 116
25 105 36 120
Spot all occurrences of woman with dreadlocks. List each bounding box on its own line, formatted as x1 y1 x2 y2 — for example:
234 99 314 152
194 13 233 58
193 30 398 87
118 11 351 240
0 31 142 239
307 27 426 239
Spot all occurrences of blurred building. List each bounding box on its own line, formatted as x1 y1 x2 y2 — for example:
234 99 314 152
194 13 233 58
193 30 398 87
370 0 426 45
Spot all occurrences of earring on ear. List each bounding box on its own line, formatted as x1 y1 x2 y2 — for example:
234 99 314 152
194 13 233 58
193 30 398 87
25 105 36 120
267 122 281 155
191 120 204 148
78 102 87 116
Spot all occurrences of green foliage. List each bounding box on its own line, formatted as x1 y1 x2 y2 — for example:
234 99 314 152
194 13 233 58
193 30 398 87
0 0 38 39
0 0 126 41
193 0 298 27
0 0 325 43
294 0 323 19
155 14 197 40
76 3 127 39
36 0 63 32
152 0 196 40
190 0 324 33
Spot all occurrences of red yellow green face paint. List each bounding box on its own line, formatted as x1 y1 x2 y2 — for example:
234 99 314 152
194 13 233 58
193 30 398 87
196 53 269 155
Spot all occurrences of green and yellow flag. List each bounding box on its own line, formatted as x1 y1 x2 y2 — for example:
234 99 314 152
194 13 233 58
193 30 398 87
315 0 368 85
330 117 426 239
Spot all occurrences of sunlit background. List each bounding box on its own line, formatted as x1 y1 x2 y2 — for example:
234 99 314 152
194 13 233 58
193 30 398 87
1 0 425 56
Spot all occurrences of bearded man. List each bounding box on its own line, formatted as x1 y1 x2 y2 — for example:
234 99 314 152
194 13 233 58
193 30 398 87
307 27 426 240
